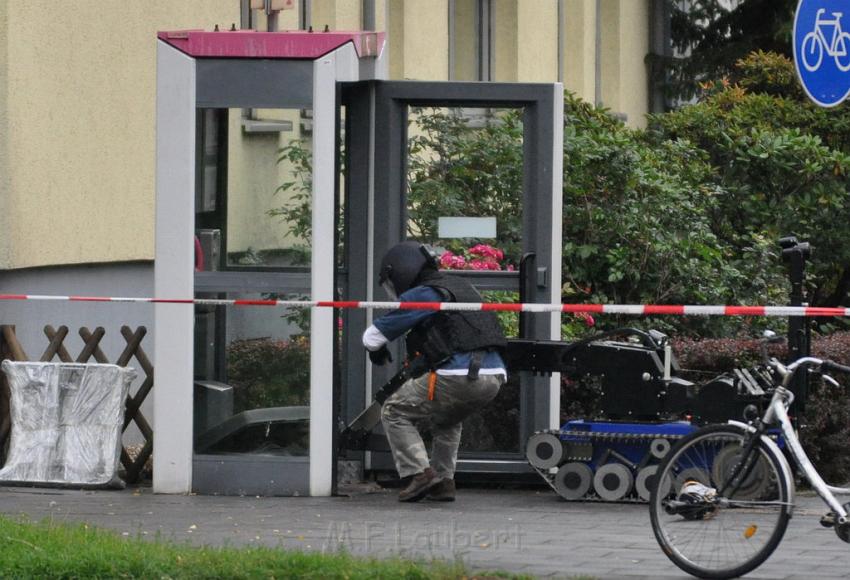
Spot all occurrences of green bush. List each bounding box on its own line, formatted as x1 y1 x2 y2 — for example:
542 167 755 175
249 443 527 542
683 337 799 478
560 92 773 337
648 51 850 319
403 99 765 338
226 337 311 412
407 108 525 262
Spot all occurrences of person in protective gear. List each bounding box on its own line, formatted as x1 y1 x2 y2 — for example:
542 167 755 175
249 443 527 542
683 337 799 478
363 241 507 502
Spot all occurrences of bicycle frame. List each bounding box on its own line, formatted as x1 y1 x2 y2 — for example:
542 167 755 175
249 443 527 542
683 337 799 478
755 357 850 523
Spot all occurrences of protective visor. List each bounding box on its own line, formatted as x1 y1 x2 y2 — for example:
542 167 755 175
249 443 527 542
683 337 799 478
381 279 398 301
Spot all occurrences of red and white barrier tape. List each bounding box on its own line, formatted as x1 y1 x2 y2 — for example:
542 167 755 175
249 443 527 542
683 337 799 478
0 294 847 317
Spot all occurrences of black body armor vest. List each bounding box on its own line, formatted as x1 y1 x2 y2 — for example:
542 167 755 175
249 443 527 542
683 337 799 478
405 272 507 369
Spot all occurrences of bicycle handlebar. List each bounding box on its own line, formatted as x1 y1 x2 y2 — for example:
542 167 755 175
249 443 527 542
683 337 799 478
821 360 850 376
769 356 850 392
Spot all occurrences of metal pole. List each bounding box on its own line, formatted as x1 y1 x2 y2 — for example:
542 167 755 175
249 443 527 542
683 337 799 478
448 0 456 80
557 0 565 84
240 0 253 30
362 0 376 30
266 0 279 32
781 236 812 413
300 0 312 30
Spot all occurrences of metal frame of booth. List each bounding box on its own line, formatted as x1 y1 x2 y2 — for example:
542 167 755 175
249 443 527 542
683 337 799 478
340 81 563 475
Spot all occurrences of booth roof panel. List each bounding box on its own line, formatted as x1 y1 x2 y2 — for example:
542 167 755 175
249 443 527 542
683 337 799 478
157 29 385 60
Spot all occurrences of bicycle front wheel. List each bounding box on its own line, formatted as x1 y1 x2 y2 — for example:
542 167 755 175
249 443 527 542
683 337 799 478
649 424 793 579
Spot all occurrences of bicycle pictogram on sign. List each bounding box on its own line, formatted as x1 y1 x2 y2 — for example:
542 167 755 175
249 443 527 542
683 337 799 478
800 9 850 72
794 0 850 107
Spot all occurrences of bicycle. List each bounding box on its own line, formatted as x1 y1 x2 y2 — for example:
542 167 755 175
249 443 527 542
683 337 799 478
801 8 850 72
649 333 850 579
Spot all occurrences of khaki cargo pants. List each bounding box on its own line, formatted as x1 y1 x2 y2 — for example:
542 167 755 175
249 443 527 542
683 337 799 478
381 372 504 480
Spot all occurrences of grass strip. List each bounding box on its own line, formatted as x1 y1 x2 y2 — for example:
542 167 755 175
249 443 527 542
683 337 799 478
0 515 522 579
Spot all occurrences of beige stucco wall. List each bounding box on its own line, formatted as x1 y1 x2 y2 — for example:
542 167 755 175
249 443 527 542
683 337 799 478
226 110 307 260
618 0 650 126
1 0 654 271
563 0 597 104
515 0 559 82
0 2 10 268
600 0 650 127
389 0 449 80
1 1 239 270
312 0 361 30
387 1 404 79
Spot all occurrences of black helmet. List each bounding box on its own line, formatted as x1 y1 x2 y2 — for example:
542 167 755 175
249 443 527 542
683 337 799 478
378 242 438 299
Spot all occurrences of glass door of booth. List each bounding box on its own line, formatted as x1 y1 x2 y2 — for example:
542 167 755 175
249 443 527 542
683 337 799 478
341 81 561 477
192 105 318 496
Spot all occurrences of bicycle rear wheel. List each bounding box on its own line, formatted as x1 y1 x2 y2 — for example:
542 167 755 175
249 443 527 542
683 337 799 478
649 424 793 579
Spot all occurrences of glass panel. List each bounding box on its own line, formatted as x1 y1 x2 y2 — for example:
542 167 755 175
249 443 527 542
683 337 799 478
226 107 313 268
193 293 310 456
406 105 524 454
460 287 520 453
406 106 524 269
193 106 315 457
197 109 221 214
460 375 521 453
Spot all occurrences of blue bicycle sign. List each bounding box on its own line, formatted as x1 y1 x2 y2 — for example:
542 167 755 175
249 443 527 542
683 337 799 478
794 0 850 107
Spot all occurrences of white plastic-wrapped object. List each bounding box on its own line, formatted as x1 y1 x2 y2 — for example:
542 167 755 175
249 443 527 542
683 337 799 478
0 361 136 488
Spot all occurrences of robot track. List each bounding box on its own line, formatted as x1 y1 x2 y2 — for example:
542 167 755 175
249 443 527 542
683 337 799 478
526 424 691 503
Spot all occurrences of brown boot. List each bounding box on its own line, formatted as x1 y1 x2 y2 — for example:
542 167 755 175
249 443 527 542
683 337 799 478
398 468 438 502
427 478 456 502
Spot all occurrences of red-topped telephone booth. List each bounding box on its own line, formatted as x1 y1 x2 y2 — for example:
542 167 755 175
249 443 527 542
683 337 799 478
155 28 563 497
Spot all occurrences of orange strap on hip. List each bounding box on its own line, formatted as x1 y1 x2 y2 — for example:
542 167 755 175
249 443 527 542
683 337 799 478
427 371 438 401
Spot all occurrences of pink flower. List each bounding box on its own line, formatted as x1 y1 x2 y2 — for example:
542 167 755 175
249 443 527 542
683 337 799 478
439 251 454 268
469 244 501 259
575 312 595 327
439 251 468 270
439 244 511 271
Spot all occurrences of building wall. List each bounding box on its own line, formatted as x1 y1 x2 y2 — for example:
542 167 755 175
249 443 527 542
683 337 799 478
618 0 651 126
391 0 450 80
563 0 598 104
225 109 308 259
0 1 10 268
312 0 362 29
600 0 651 126
515 0 559 82
451 0 478 80
493 1 519 81
0 262 155 445
1 0 654 272
0 1 239 272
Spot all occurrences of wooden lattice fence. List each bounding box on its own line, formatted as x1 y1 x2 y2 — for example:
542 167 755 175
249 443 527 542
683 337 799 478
0 324 153 483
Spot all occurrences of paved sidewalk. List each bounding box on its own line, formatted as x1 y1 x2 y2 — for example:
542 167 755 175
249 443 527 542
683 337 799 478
0 484 845 579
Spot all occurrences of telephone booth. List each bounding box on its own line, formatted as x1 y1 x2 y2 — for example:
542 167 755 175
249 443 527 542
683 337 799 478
154 28 563 496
